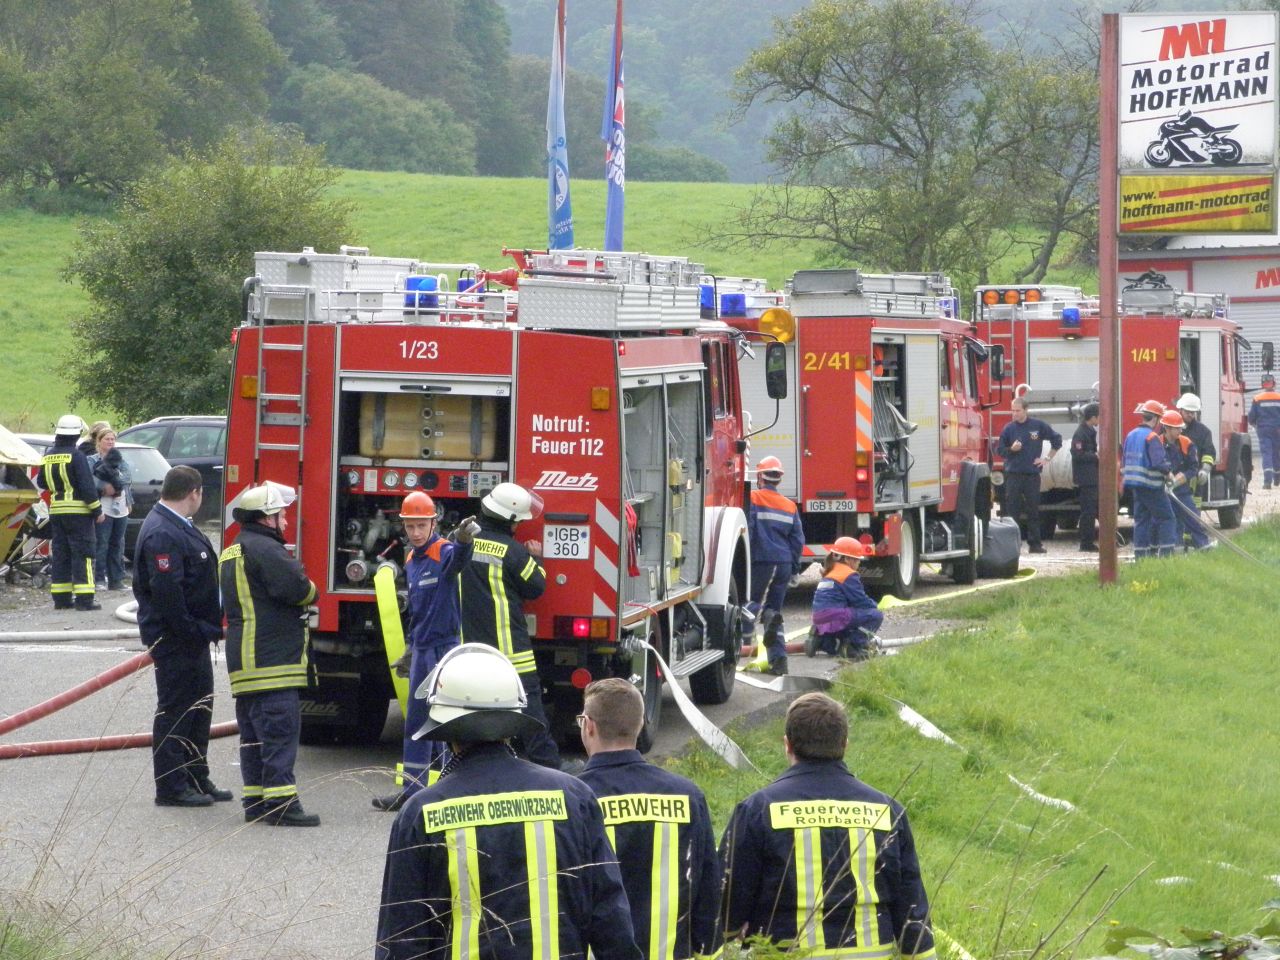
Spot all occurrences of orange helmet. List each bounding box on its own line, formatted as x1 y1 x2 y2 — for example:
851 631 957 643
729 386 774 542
400 491 438 519
831 536 874 558
1133 399 1165 418
756 456 784 480
1159 409 1185 428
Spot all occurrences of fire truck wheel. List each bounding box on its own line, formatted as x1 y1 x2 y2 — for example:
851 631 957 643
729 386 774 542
690 578 742 705
1217 467 1246 529
950 515 981 586
883 517 919 600
635 623 663 754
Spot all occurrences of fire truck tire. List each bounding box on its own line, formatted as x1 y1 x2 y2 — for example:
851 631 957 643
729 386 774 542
884 517 919 599
950 515 981 586
635 621 663 754
1217 469 1246 529
690 578 742 705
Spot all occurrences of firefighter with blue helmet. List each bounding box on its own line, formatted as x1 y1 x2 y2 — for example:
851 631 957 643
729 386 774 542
38 414 102 610
577 678 723 960
1161 409 1211 550
1122 400 1176 558
748 456 804 675
1248 373 1280 489
720 691 936 960
373 491 475 812
376 643 641 960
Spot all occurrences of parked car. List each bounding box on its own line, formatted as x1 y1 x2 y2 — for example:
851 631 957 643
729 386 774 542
19 434 172 558
117 415 225 521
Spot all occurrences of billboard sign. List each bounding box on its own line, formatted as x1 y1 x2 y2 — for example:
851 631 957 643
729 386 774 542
1119 172 1274 232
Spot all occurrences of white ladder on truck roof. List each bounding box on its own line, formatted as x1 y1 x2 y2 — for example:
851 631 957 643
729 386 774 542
252 313 309 556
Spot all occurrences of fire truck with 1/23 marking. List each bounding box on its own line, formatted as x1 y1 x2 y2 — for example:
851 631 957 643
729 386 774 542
224 245 781 751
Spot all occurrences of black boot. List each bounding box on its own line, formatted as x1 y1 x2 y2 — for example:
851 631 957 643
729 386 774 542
196 778 234 802
74 596 102 611
371 793 407 812
261 800 321 827
53 595 74 610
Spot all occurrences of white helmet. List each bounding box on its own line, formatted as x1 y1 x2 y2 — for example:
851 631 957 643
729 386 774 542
1176 393 1202 412
481 481 542 522
54 414 85 437
411 643 544 742
236 481 295 517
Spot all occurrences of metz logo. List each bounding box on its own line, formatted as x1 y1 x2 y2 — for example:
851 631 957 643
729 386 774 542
533 470 599 491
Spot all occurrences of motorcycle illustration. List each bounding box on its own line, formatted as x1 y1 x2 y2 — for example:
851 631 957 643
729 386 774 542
1122 270 1171 292
1145 111 1243 167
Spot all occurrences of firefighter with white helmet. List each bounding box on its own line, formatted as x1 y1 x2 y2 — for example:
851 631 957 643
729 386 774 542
748 456 804 675
1174 393 1216 499
372 492 477 812
220 481 321 826
808 537 882 660
376 643 641 960
458 481 562 768
1122 401 1176 558
36 414 103 610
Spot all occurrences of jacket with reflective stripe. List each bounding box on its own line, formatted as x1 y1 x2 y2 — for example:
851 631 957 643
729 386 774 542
811 563 882 637
406 535 470 651
37 437 101 517
1248 390 1280 430
1122 425 1170 491
749 486 804 565
720 760 936 960
219 523 317 696
579 749 723 960
377 741 642 960
1163 434 1200 493
459 517 545 674
1183 418 1216 464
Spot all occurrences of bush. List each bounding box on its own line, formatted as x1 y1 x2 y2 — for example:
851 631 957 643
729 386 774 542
630 144 729 183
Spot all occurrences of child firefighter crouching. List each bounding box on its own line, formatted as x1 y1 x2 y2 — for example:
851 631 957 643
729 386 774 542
809 537 883 660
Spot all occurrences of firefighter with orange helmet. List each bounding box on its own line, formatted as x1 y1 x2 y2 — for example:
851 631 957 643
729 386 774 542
373 491 476 812
1248 373 1280 489
808 537 882 660
1160 410 1211 551
748 457 804 675
1122 400 1175 558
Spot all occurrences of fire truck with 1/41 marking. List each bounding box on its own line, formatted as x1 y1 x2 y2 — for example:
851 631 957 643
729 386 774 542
224 245 783 751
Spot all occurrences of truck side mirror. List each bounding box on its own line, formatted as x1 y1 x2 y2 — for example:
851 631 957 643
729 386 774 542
989 344 1006 381
765 342 788 400
1264 341 1274 372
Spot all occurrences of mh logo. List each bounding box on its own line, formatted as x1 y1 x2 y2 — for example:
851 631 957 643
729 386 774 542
1158 18 1226 60
1256 267 1280 289
534 470 599 491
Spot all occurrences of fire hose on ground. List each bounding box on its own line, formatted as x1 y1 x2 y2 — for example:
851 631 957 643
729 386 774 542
0 646 238 759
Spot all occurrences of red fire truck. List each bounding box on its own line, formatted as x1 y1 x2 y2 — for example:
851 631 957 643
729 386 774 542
973 283 1256 532
225 246 778 748
721 269 998 599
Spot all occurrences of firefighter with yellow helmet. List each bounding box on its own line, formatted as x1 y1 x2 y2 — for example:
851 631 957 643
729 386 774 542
372 491 476 812
220 481 320 826
376 643 641 960
748 457 804 675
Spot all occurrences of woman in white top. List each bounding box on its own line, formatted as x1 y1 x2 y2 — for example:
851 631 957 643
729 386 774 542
88 430 133 590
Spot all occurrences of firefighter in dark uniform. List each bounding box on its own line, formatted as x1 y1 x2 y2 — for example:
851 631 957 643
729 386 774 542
376 643 642 960
997 396 1062 554
1071 403 1100 552
1161 410 1211 550
748 456 805 675
459 481 560 769
133 465 230 807
1175 394 1215 503
577 678 722 960
219 481 321 827
38 415 102 610
1248 374 1280 489
720 692 937 960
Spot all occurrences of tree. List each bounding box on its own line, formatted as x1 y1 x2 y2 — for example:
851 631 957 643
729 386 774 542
630 145 728 183
63 132 353 422
726 0 1097 286
274 66 476 174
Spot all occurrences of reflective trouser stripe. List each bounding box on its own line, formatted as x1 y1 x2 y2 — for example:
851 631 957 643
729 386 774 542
794 947 894 959
51 583 72 595
796 827 825 952
263 785 297 800
243 786 264 799
524 819 559 960
849 827 879 950
649 821 678 960
73 558 95 594
448 827 482 960
395 761 405 787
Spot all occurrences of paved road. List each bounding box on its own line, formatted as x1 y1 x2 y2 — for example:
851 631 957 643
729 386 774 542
4 492 1276 959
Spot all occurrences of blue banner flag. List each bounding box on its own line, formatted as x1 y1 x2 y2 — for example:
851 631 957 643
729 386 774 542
601 0 625 251
547 0 574 249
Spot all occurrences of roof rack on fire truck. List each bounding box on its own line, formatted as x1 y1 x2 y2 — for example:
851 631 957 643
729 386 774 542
983 294 1102 322
786 268 959 319
1120 287 1229 318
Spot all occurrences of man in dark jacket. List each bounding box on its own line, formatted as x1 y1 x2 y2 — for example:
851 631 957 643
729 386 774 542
219 481 320 826
1071 403 1101 552
459 481 560 769
720 692 936 959
133 464 229 807
377 643 641 960
1175 394 1216 502
577 678 722 960
998 397 1062 554
38 415 102 610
